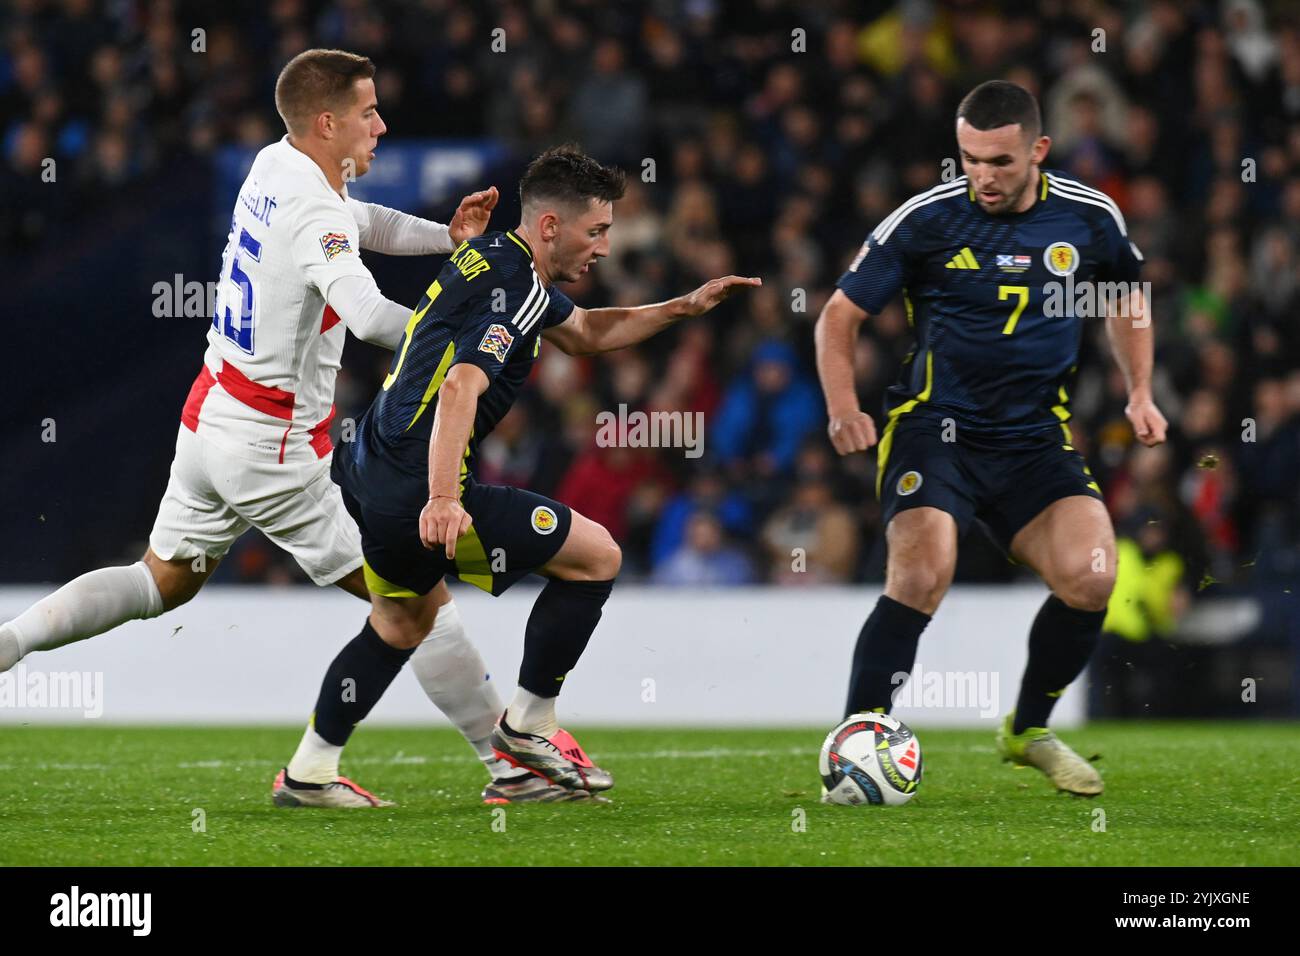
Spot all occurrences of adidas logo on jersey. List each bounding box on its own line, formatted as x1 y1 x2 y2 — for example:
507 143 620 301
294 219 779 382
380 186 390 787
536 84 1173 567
945 247 980 270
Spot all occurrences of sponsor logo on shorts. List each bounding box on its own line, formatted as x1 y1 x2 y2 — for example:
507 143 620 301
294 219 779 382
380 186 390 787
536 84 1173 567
897 471 923 496
1043 241 1079 276
531 505 558 535
478 323 514 362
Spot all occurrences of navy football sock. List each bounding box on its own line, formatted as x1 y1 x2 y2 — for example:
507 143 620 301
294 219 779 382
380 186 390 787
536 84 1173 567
1013 594 1105 733
311 619 416 746
844 595 932 717
518 578 614 696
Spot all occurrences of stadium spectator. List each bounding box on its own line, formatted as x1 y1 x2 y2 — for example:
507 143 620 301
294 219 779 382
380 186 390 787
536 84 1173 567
761 474 859 584
652 511 756 587
651 468 752 569
711 339 822 476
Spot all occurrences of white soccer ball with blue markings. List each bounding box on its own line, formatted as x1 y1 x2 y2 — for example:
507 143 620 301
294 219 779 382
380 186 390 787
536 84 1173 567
819 713 922 806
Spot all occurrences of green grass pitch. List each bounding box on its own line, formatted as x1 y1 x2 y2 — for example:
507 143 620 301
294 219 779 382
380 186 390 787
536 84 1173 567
0 722 1295 866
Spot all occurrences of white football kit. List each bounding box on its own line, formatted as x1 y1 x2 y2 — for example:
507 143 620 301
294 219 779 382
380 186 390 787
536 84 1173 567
149 136 452 584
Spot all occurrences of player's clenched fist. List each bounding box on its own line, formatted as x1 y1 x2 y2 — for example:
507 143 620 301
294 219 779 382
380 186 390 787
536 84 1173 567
828 411 878 455
1125 397 1168 447
420 496 473 559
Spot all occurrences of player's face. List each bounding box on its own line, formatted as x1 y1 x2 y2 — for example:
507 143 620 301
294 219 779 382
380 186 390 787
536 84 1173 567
956 119 1049 215
336 78 386 178
550 200 613 283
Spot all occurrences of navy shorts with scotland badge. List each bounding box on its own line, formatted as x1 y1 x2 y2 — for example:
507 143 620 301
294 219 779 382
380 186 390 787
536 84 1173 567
342 480 573 599
876 416 1104 554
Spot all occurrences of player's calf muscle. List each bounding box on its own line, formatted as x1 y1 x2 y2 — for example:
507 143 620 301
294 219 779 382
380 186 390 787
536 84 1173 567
142 548 214 610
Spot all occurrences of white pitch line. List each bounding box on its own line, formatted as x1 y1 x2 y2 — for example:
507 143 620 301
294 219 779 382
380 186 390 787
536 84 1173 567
0 743 986 774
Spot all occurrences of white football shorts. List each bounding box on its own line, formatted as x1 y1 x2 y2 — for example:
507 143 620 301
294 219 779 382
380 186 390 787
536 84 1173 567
148 425 362 586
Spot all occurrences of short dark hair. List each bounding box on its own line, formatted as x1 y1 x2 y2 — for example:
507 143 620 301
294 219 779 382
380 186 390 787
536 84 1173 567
519 144 627 212
956 80 1042 140
275 48 375 135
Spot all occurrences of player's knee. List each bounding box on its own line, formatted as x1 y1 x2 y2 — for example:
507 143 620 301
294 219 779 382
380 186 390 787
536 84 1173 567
887 567 949 615
589 530 622 580
1057 568 1115 612
379 624 427 650
370 599 436 650
565 523 621 581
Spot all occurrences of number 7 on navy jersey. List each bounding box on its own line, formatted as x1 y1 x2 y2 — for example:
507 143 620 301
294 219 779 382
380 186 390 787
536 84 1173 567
998 284 1029 336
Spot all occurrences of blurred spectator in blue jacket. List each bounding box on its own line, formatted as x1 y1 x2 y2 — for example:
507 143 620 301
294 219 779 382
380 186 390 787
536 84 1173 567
651 468 752 567
652 512 756 587
712 340 822 476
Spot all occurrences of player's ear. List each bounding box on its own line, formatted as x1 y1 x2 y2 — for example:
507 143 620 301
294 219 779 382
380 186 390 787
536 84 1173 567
1032 134 1051 164
539 211 560 241
315 110 334 141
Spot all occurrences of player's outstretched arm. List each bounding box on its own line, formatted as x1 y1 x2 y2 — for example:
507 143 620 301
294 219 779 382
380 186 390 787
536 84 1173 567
542 275 761 357
815 289 878 455
420 363 488 559
348 186 498 256
328 188 500 352
1105 285 1167 447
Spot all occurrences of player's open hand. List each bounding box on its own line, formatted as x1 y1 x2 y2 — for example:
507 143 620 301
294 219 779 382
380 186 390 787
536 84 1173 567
448 186 499 245
420 496 473 559
1126 396 1168 447
678 276 762 317
828 411 878 456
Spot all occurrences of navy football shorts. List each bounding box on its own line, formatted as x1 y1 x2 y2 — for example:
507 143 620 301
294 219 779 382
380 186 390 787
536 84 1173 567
342 479 573 598
876 416 1104 554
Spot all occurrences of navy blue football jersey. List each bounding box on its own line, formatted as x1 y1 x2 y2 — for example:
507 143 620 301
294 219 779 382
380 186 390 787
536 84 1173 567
335 229 575 516
837 171 1142 440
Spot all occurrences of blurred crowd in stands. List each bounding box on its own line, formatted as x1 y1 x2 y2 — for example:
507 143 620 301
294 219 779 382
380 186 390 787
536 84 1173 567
4 0 1299 631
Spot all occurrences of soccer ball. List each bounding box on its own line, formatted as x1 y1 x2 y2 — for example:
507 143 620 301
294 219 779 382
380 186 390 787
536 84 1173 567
819 713 922 806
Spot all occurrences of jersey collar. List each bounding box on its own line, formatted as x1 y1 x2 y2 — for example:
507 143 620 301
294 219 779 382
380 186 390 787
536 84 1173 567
273 135 349 201
967 172 1049 219
505 229 533 259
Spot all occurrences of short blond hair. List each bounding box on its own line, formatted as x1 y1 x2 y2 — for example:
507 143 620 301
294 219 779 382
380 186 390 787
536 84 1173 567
274 48 375 136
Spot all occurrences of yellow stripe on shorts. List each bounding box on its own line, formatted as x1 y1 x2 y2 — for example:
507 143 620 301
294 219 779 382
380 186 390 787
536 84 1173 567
363 560 419 598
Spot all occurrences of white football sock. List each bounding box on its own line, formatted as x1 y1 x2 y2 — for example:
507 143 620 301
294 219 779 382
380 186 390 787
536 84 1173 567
472 736 527 781
286 723 343 785
0 626 20 672
506 688 559 738
2 561 165 669
408 599 518 779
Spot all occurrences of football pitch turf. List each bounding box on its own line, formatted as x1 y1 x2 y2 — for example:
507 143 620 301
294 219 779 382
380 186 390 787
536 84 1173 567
1 723 1295 867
